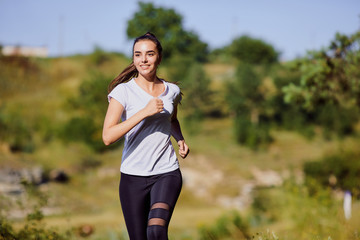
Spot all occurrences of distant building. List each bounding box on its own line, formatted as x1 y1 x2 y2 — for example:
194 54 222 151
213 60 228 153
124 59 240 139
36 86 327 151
2 45 48 58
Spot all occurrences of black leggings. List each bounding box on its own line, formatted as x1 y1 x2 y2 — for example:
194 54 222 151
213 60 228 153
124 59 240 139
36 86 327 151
119 169 182 240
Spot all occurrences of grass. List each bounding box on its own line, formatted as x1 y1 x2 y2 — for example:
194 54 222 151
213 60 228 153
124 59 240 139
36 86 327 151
180 117 358 178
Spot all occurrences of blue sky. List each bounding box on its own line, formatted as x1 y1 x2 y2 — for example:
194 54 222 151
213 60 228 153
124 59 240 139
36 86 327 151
0 0 359 60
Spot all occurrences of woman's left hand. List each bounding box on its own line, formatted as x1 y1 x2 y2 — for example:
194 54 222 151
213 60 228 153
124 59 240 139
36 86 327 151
177 140 189 159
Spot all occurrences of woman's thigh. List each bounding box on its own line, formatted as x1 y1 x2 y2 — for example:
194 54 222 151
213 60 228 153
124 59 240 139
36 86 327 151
119 173 150 240
150 169 183 210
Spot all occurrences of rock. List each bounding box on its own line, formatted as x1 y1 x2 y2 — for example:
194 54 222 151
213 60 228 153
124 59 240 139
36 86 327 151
20 167 45 185
0 168 22 184
251 167 283 187
77 224 95 237
216 182 256 210
0 167 45 186
0 182 24 195
49 169 69 183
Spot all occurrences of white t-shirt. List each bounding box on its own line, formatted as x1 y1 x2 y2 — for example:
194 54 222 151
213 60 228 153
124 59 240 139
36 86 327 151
108 78 182 176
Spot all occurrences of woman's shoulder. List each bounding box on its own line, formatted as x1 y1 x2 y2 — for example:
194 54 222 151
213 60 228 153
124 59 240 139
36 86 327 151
163 80 180 93
108 79 135 103
111 79 134 92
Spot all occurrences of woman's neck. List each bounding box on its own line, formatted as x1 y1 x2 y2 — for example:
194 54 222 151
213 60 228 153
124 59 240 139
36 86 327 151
135 75 163 94
137 73 157 82
136 73 160 86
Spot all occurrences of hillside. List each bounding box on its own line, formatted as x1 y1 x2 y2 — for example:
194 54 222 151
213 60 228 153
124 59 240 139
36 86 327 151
1 54 359 240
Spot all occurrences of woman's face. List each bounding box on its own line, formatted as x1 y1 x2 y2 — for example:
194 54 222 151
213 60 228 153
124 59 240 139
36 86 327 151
133 40 161 78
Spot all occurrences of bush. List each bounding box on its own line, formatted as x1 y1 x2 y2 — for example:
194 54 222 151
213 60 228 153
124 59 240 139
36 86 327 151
252 230 280 240
269 66 316 139
250 189 282 226
58 116 111 152
63 71 120 152
0 218 17 240
59 117 97 143
249 179 353 240
0 105 35 153
0 56 47 97
0 182 70 240
89 46 110 66
233 117 272 149
166 56 215 134
304 149 360 197
198 211 250 240
315 103 358 139
226 63 273 149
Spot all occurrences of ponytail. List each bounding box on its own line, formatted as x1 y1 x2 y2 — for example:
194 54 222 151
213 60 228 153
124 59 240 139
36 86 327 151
108 62 138 93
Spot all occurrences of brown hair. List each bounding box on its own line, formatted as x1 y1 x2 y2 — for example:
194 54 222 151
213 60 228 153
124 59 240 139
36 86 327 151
107 32 163 93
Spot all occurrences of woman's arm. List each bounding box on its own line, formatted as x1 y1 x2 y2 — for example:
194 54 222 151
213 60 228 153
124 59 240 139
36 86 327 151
102 97 164 145
171 104 189 159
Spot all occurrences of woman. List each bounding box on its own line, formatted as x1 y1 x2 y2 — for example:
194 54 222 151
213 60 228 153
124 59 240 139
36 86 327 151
102 32 189 240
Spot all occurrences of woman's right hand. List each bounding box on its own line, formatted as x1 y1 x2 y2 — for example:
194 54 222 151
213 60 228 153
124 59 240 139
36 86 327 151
143 98 164 117
103 97 164 146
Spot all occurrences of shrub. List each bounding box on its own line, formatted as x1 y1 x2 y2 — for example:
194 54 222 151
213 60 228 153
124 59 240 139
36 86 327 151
58 116 112 152
304 150 360 197
226 63 273 149
0 182 70 240
252 230 280 240
198 211 250 240
89 46 110 66
0 105 35 153
314 103 358 139
166 56 215 134
234 117 272 149
250 189 282 226
63 71 120 152
0 56 47 97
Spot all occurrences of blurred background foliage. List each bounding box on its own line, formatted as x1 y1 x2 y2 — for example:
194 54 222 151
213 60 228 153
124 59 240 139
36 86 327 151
127 2 208 62
1 2 360 240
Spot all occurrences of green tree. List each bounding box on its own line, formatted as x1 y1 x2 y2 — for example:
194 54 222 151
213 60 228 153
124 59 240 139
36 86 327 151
127 2 208 61
283 30 360 111
281 30 360 138
166 56 214 132
228 35 279 65
267 64 316 138
89 45 110 66
61 72 118 152
226 63 272 148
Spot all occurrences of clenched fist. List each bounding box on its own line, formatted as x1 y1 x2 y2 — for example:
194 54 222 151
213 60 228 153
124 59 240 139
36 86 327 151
177 140 189 159
143 98 164 117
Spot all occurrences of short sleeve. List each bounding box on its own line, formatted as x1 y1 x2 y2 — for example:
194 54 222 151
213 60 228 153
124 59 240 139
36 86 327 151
175 91 182 105
173 85 182 105
108 84 127 108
